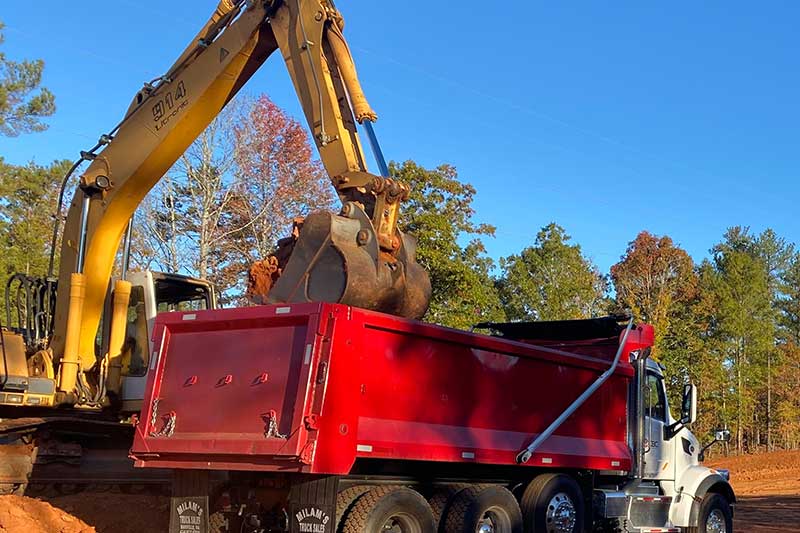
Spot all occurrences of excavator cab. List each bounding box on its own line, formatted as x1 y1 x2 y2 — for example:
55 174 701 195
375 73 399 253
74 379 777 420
114 271 215 412
0 271 214 411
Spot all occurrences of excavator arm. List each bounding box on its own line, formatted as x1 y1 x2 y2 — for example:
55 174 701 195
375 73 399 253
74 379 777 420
48 0 430 403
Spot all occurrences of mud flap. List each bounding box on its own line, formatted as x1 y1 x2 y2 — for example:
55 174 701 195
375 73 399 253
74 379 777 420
267 203 431 319
170 470 210 533
288 476 338 533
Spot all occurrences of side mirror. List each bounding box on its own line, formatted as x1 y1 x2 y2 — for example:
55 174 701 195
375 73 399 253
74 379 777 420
681 383 697 425
699 428 731 461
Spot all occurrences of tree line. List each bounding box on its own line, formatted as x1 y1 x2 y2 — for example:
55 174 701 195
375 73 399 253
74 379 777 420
404 164 800 454
1 25 797 455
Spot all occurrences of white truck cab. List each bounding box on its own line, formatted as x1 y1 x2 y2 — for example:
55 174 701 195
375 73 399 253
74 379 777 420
601 358 735 532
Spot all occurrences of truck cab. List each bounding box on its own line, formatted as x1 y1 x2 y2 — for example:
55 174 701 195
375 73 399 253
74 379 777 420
598 357 736 532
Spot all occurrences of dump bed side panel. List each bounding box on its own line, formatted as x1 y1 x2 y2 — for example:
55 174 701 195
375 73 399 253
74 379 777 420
350 310 636 472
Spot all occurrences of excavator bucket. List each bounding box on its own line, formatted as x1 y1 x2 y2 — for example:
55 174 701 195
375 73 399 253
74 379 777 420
249 203 431 320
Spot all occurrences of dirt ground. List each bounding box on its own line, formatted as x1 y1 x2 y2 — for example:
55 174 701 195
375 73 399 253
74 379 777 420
0 491 168 533
0 450 797 532
708 450 800 532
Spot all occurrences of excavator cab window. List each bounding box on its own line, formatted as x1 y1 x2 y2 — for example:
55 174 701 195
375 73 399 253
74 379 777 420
154 277 211 313
118 274 214 379
122 285 150 377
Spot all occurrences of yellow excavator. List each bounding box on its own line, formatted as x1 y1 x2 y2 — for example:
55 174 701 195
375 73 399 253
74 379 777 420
0 0 429 493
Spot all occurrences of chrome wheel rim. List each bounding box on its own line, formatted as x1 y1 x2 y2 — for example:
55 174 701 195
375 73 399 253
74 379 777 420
476 506 511 533
545 492 576 533
477 521 494 533
706 509 726 533
382 513 421 533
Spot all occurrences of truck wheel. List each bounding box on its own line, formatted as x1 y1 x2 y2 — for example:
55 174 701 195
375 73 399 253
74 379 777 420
689 493 733 533
428 483 472 529
336 485 372 531
443 485 523 533
520 474 583 533
341 486 436 533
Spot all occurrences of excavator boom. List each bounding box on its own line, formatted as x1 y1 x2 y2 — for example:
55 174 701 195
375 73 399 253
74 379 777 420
43 0 429 402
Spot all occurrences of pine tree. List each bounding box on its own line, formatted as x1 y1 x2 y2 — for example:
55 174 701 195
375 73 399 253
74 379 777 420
0 159 72 305
0 22 55 136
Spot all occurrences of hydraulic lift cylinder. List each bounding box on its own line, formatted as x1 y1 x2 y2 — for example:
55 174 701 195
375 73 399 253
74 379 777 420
106 280 132 395
58 273 86 395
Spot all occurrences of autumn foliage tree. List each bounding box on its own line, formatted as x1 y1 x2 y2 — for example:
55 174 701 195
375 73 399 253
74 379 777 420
611 231 697 359
134 94 334 302
228 95 335 277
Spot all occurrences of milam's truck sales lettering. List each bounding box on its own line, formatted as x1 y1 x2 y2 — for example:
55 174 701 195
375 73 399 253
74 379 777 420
296 507 330 533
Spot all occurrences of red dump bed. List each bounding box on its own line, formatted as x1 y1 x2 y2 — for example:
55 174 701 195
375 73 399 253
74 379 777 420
131 303 653 474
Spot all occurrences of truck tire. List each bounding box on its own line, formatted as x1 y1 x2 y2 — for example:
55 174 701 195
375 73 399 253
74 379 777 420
520 474 584 533
443 485 523 533
688 493 733 533
428 483 471 530
336 485 372 531
341 486 436 533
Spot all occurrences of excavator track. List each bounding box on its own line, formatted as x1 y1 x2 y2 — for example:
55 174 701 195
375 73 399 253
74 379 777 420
0 414 169 495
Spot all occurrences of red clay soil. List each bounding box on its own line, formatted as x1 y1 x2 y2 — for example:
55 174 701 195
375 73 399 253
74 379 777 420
0 450 796 532
0 495 94 533
0 492 168 533
709 449 800 532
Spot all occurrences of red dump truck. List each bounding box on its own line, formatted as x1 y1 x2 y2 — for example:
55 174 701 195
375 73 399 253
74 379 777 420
130 303 735 533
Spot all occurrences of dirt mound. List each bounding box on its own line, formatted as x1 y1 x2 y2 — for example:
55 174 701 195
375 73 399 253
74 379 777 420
0 495 94 533
0 491 169 533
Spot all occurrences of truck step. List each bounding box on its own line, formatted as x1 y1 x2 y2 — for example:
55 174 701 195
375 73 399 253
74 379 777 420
628 495 674 532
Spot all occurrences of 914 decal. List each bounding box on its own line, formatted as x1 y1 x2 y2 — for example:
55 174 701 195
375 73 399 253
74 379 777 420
153 80 189 132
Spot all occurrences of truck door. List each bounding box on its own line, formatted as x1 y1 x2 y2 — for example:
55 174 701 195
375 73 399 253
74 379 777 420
643 372 673 480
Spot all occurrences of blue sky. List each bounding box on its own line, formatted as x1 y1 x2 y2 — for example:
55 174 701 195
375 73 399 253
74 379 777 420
1 1 798 273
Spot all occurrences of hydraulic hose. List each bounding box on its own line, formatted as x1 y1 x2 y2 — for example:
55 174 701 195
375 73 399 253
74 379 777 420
0 320 8 390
